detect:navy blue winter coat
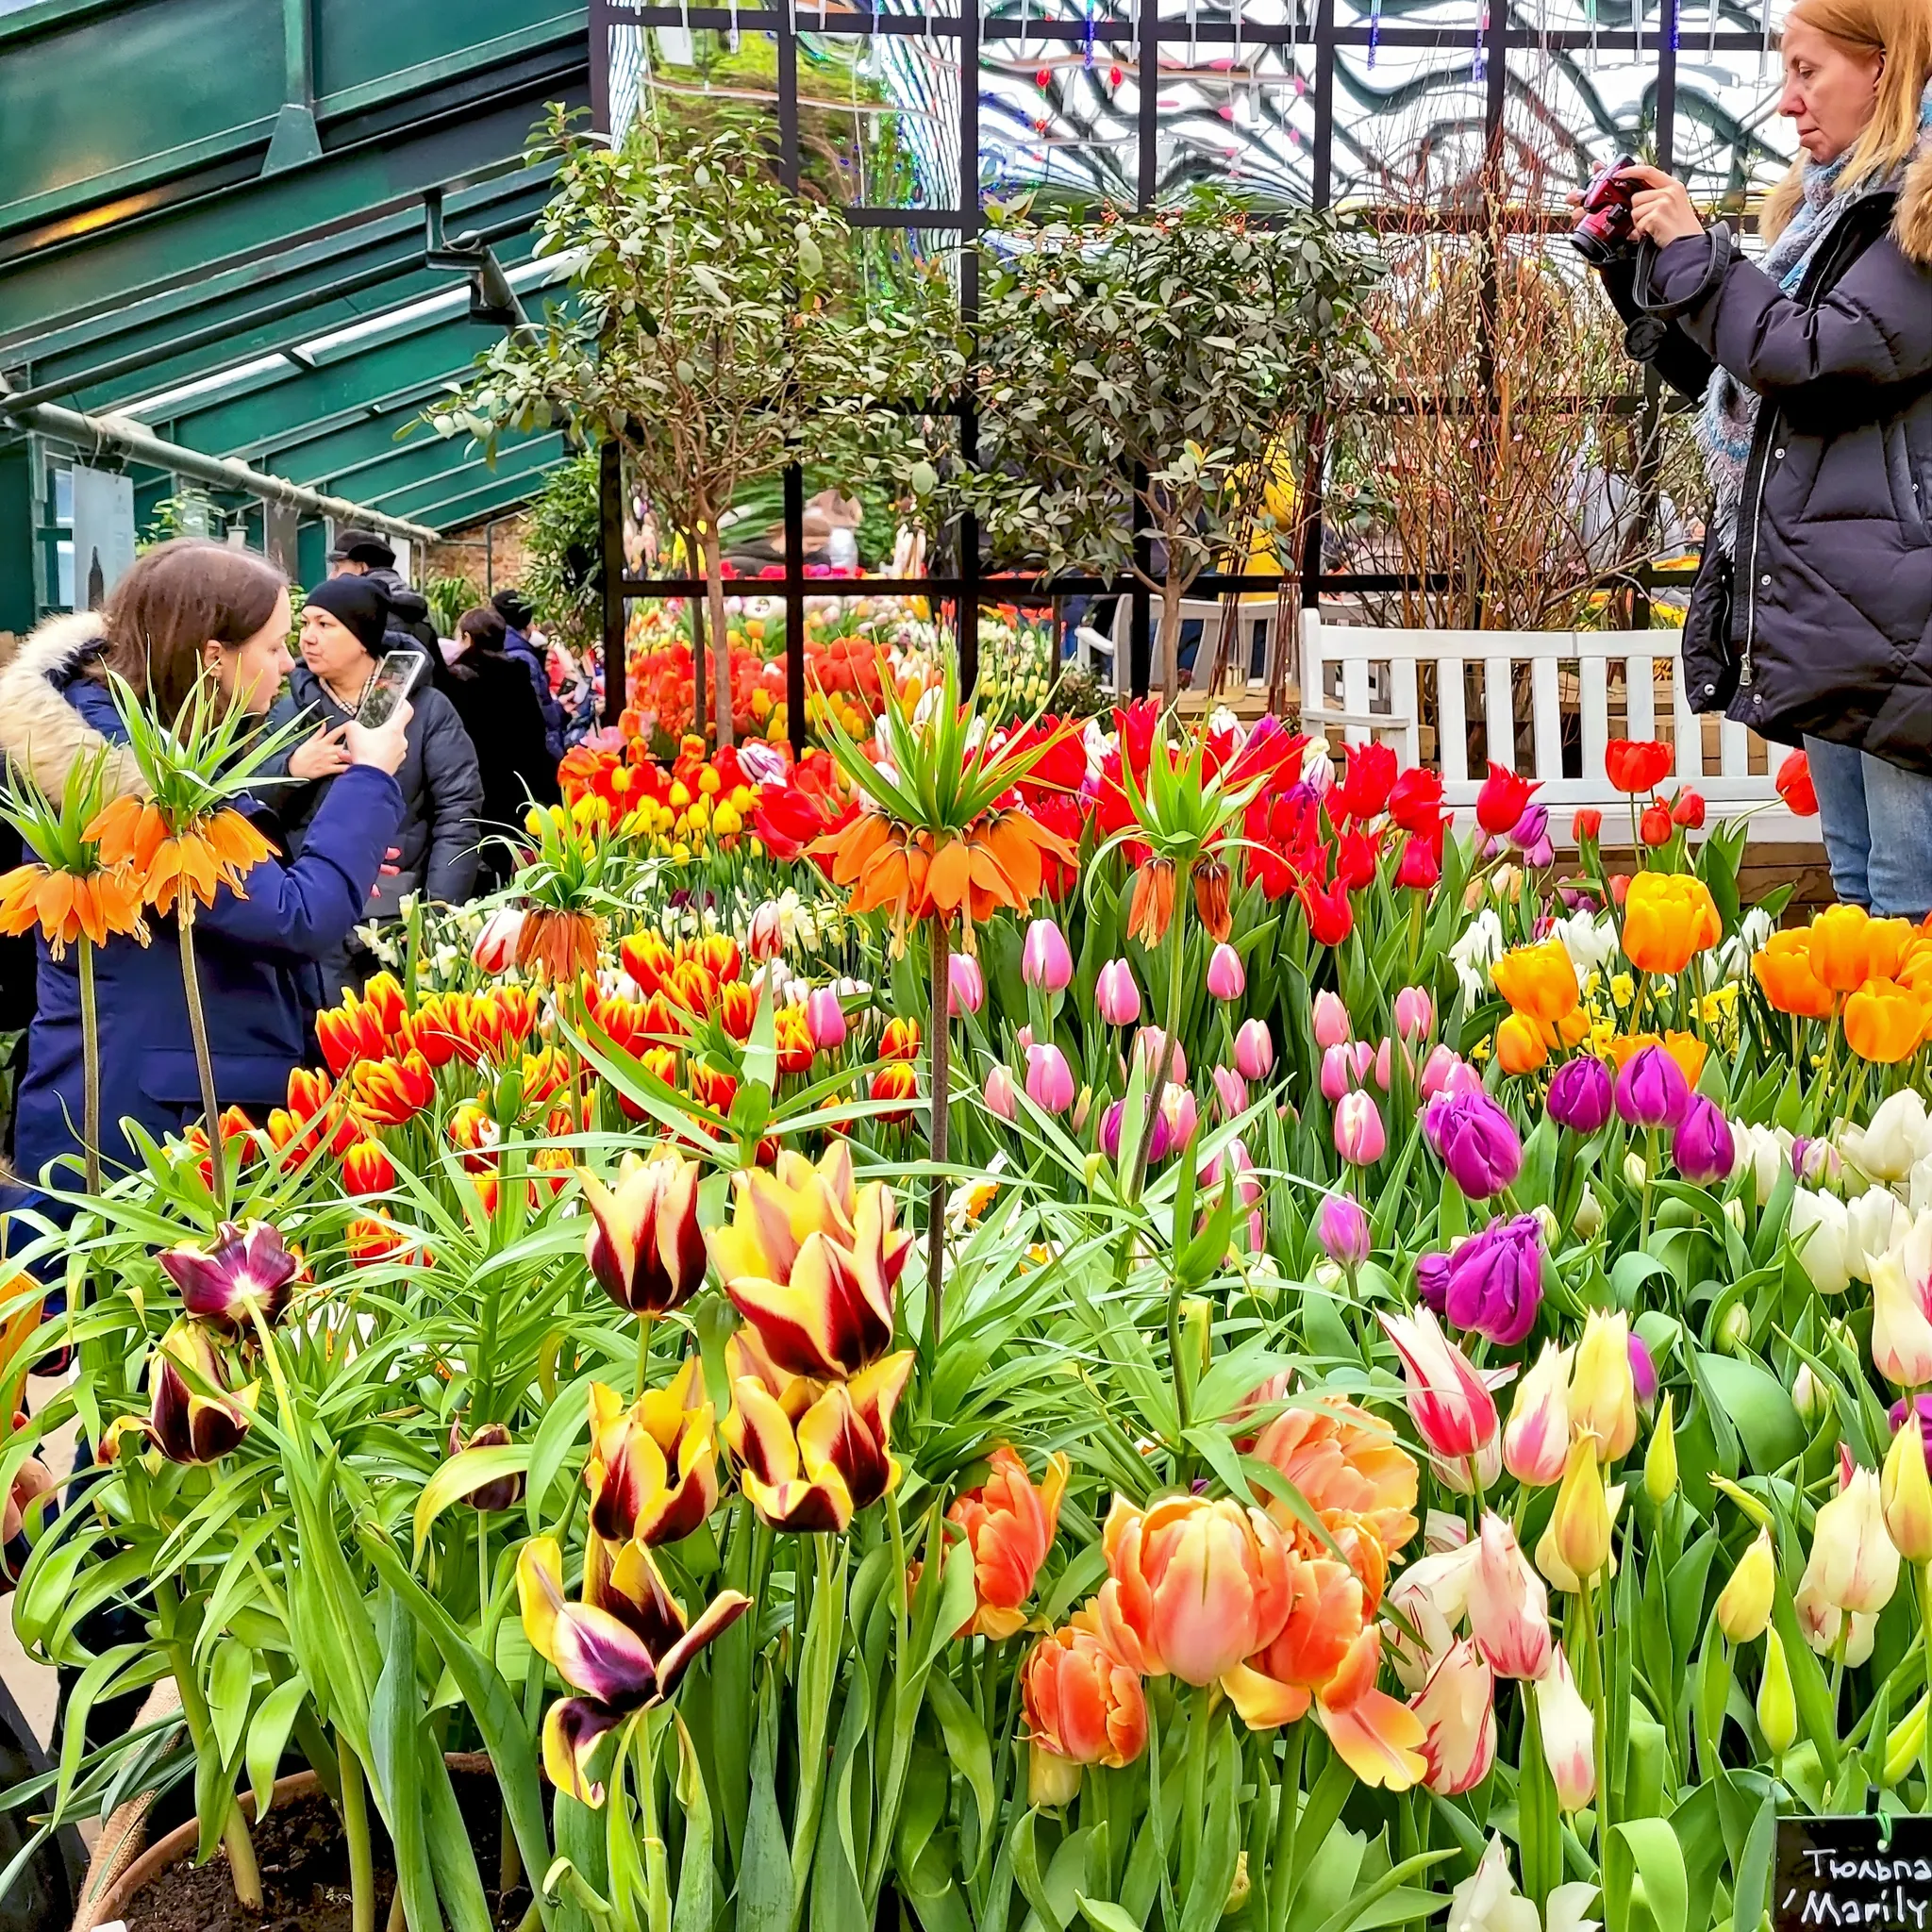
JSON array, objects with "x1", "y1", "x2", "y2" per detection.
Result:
[
  {"x1": 0, "y1": 616, "x2": 403, "y2": 1191},
  {"x1": 503, "y1": 625, "x2": 566, "y2": 763}
]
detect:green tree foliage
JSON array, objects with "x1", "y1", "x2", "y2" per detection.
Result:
[
  {"x1": 970, "y1": 190, "x2": 1382, "y2": 702},
  {"x1": 519, "y1": 453, "x2": 603, "y2": 653}
]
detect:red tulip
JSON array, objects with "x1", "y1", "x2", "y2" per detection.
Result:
[
  {"x1": 1334, "y1": 743, "x2": 1397, "y2": 822},
  {"x1": 1604, "y1": 739, "x2": 1673, "y2": 795},
  {"x1": 1474, "y1": 764, "x2": 1536, "y2": 838},
  {"x1": 1388, "y1": 768, "x2": 1445, "y2": 836},
  {"x1": 1572, "y1": 808, "x2": 1603, "y2": 843},
  {"x1": 1639, "y1": 801, "x2": 1673, "y2": 847},
  {"x1": 1776, "y1": 748, "x2": 1819, "y2": 817},
  {"x1": 1301, "y1": 878, "x2": 1354, "y2": 948},
  {"x1": 1394, "y1": 834, "x2": 1441, "y2": 891},
  {"x1": 1671, "y1": 789, "x2": 1706, "y2": 829}
]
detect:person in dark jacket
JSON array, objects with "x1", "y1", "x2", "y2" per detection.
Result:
[
  {"x1": 1598, "y1": 0, "x2": 1932, "y2": 915},
  {"x1": 260, "y1": 575, "x2": 484, "y2": 1000},
  {"x1": 443, "y1": 605, "x2": 560, "y2": 888},
  {"x1": 492, "y1": 588, "x2": 567, "y2": 762},
  {"x1": 0, "y1": 541, "x2": 408, "y2": 1192}
]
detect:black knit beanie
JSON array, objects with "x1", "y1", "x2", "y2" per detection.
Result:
[{"x1": 306, "y1": 575, "x2": 391, "y2": 656}]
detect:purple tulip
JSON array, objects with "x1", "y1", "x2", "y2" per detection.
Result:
[
  {"x1": 146, "y1": 1321, "x2": 253, "y2": 1464},
  {"x1": 1233, "y1": 1018, "x2": 1274, "y2": 1082},
  {"x1": 1425, "y1": 1214, "x2": 1544, "y2": 1347},
  {"x1": 1614, "y1": 1044, "x2": 1690, "y2": 1131},
  {"x1": 1318, "y1": 1193, "x2": 1372, "y2": 1270},
  {"x1": 1792, "y1": 1136, "x2": 1842, "y2": 1186},
  {"x1": 1424, "y1": 1091, "x2": 1524, "y2": 1200},
  {"x1": 1100, "y1": 1099, "x2": 1124, "y2": 1159},
  {"x1": 1546, "y1": 1056, "x2": 1613, "y2": 1135},
  {"x1": 1890, "y1": 1395, "x2": 1932, "y2": 1457},
  {"x1": 1417, "y1": 1249, "x2": 1452, "y2": 1316},
  {"x1": 1022, "y1": 919, "x2": 1074, "y2": 994},
  {"x1": 1024, "y1": 1042, "x2": 1075, "y2": 1113},
  {"x1": 1509, "y1": 803, "x2": 1549, "y2": 851},
  {"x1": 1096, "y1": 958, "x2": 1141, "y2": 1027},
  {"x1": 1628, "y1": 1332, "x2": 1658, "y2": 1409},
  {"x1": 1207, "y1": 943, "x2": 1246, "y2": 1002},
  {"x1": 948, "y1": 954, "x2": 985, "y2": 1017},
  {"x1": 158, "y1": 1220, "x2": 299, "y2": 1331},
  {"x1": 1672, "y1": 1095, "x2": 1736, "y2": 1186}
]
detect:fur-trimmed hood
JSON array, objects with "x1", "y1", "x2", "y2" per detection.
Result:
[
  {"x1": 0, "y1": 610, "x2": 146, "y2": 806},
  {"x1": 1897, "y1": 138, "x2": 1932, "y2": 267}
]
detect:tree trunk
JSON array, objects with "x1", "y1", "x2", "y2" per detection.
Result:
[
  {"x1": 704, "y1": 522, "x2": 734, "y2": 750},
  {"x1": 687, "y1": 528, "x2": 708, "y2": 741},
  {"x1": 1158, "y1": 571, "x2": 1183, "y2": 708}
]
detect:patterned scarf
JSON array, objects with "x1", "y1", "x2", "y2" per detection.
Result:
[{"x1": 1695, "y1": 82, "x2": 1932, "y2": 554}]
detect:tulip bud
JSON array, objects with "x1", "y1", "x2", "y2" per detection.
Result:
[
  {"x1": 1573, "y1": 1184, "x2": 1605, "y2": 1241},
  {"x1": 1534, "y1": 1645, "x2": 1597, "y2": 1810},
  {"x1": 1098, "y1": 1098, "x2": 1124, "y2": 1159},
  {"x1": 747, "y1": 901, "x2": 784, "y2": 961},
  {"x1": 1312, "y1": 991, "x2": 1353, "y2": 1050},
  {"x1": 1395, "y1": 986, "x2": 1434, "y2": 1041},
  {"x1": 1317, "y1": 1192, "x2": 1372, "y2": 1271},
  {"x1": 1134, "y1": 1027, "x2": 1187, "y2": 1086},
  {"x1": 1024, "y1": 1043, "x2": 1075, "y2": 1115},
  {"x1": 1757, "y1": 1625, "x2": 1798, "y2": 1755},
  {"x1": 1207, "y1": 943, "x2": 1246, "y2": 1002},
  {"x1": 1022, "y1": 919, "x2": 1074, "y2": 994},
  {"x1": 806, "y1": 986, "x2": 848, "y2": 1052},
  {"x1": 1550, "y1": 1435, "x2": 1612, "y2": 1585},
  {"x1": 948, "y1": 953, "x2": 986, "y2": 1017},
  {"x1": 1546, "y1": 1057, "x2": 1613, "y2": 1135},
  {"x1": 1320, "y1": 1042, "x2": 1357, "y2": 1104},
  {"x1": 1644, "y1": 1392, "x2": 1678, "y2": 1507},
  {"x1": 1622, "y1": 1151, "x2": 1649, "y2": 1190},
  {"x1": 1335, "y1": 1091, "x2": 1387, "y2": 1167},
  {"x1": 1614, "y1": 1043, "x2": 1690, "y2": 1131},
  {"x1": 984, "y1": 1064, "x2": 1018, "y2": 1121},
  {"x1": 1233, "y1": 1018, "x2": 1274, "y2": 1082},
  {"x1": 1627, "y1": 1332, "x2": 1658, "y2": 1408},
  {"x1": 1717, "y1": 1528, "x2": 1777, "y2": 1643},
  {"x1": 1793, "y1": 1362, "x2": 1827, "y2": 1425},
  {"x1": 1095, "y1": 958, "x2": 1141, "y2": 1027},
  {"x1": 1883, "y1": 1414, "x2": 1932, "y2": 1564},
  {"x1": 1570, "y1": 1308, "x2": 1638, "y2": 1462},
  {"x1": 1673, "y1": 1096, "x2": 1737, "y2": 1188},
  {"x1": 1212, "y1": 1064, "x2": 1249, "y2": 1122}
]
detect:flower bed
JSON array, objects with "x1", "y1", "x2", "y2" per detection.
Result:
[{"x1": 3, "y1": 675, "x2": 1929, "y2": 1932}]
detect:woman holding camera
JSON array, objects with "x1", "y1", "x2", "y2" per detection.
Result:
[{"x1": 1601, "y1": 0, "x2": 1932, "y2": 916}]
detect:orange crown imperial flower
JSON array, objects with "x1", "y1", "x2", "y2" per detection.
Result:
[
  {"x1": 86, "y1": 795, "x2": 274, "y2": 916},
  {"x1": 0, "y1": 860, "x2": 149, "y2": 957}
]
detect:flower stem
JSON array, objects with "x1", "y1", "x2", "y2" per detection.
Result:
[
  {"x1": 925, "y1": 915, "x2": 951, "y2": 1357},
  {"x1": 339, "y1": 1728, "x2": 376, "y2": 1932},
  {"x1": 76, "y1": 937, "x2": 101, "y2": 1197},
  {"x1": 177, "y1": 896, "x2": 226, "y2": 1209},
  {"x1": 1128, "y1": 873, "x2": 1191, "y2": 1208},
  {"x1": 1580, "y1": 1574, "x2": 1611, "y2": 1846},
  {"x1": 636, "y1": 1310, "x2": 654, "y2": 1401},
  {"x1": 1920, "y1": 1562, "x2": 1932, "y2": 1812}
]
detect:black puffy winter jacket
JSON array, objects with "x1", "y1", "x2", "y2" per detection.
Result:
[{"x1": 1602, "y1": 137, "x2": 1932, "y2": 774}]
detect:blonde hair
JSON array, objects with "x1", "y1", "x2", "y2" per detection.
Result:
[{"x1": 1761, "y1": 0, "x2": 1932, "y2": 236}]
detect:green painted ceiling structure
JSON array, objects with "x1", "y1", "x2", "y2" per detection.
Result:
[{"x1": 0, "y1": 0, "x2": 590, "y2": 627}]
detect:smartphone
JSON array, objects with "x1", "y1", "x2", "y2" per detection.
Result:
[{"x1": 357, "y1": 649, "x2": 424, "y2": 729}]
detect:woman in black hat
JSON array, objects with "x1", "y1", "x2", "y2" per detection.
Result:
[{"x1": 262, "y1": 575, "x2": 484, "y2": 1000}]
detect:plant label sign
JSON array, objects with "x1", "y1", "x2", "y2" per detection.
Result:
[{"x1": 1778, "y1": 1818, "x2": 1932, "y2": 1928}]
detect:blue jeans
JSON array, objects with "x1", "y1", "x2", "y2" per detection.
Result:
[{"x1": 1804, "y1": 736, "x2": 1932, "y2": 920}]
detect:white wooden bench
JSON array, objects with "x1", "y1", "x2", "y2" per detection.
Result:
[{"x1": 1297, "y1": 611, "x2": 1806, "y2": 841}]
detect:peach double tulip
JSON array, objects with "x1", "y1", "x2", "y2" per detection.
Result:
[
  {"x1": 1243, "y1": 1394, "x2": 1420, "y2": 1560},
  {"x1": 949, "y1": 1448, "x2": 1070, "y2": 1641},
  {"x1": 1021, "y1": 1607, "x2": 1150, "y2": 1804}
]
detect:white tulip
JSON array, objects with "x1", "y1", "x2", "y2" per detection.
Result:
[
  {"x1": 1732, "y1": 1122, "x2": 1792, "y2": 1208},
  {"x1": 1790, "y1": 1187, "x2": 1853, "y2": 1295},
  {"x1": 1842, "y1": 1090, "x2": 1932, "y2": 1187},
  {"x1": 1847, "y1": 1187, "x2": 1911, "y2": 1285},
  {"x1": 1446, "y1": 1834, "x2": 1601, "y2": 1932}
]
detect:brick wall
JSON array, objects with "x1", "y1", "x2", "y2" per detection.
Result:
[{"x1": 425, "y1": 510, "x2": 533, "y2": 598}]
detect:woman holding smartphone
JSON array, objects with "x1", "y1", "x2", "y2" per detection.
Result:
[
  {"x1": 0, "y1": 541, "x2": 410, "y2": 1192},
  {"x1": 1597, "y1": 0, "x2": 1932, "y2": 915},
  {"x1": 262, "y1": 574, "x2": 484, "y2": 999}
]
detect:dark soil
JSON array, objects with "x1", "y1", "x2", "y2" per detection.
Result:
[{"x1": 124, "y1": 1766, "x2": 532, "y2": 1932}]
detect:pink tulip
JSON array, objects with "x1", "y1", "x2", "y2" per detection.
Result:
[
  {"x1": 1201, "y1": 1137, "x2": 1260, "y2": 1208},
  {"x1": 1312, "y1": 991, "x2": 1352, "y2": 1050},
  {"x1": 1160, "y1": 1084, "x2": 1199, "y2": 1155},
  {"x1": 1025, "y1": 1043, "x2": 1075, "y2": 1114},
  {"x1": 1379, "y1": 1306, "x2": 1499, "y2": 1464},
  {"x1": 1321, "y1": 1043, "x2": 1357, "y2": 1104},
  {"x1": 1207, "y1": 943, "x2": 1246, "y2": 1002},
  {"x1": 1409, "y1": 1639, "x2": 1496, "y2": 1795},
  {"x1": 1134, "y1": 1028, "x2": 1187, "y2": 1087},
  {"x1": 1464, "y1": 1512, "x2": 1552, "y2": 1682},
  {"x1": 747, "y1": 901, "x2": 784, "y2": 961},
  {"x1": 1373, "y1": 1037, "x2": 1415, "y2": 1091},
  {"x1": 1334, "y1": 1091, "x2": 1386, "y2": 1166},
  {"x1": 1502, "y1": 1342, "x2": 1572, "y2": 1489},
  {"x1": 1022, "y1": 919, "x2": 1074, "y2": 994},
  {"x1": 985, "y1": 1065, "x2": 1018, "y2": 1121},
  {"x1": 1317, "y1": 1192, "x2": 1372, "y2": 1271},
  {"x1": 1419, "y1": 1045, "x2": 1462, "y2": 1101},
  {"x1": 1212, "y1": 1066, "x2": 1248, "y2": 1121},
  {"x1": 1233, "y1": 1018, "x2": 1274, "y2": 1082},
  {"x1": 1395, "y1": 986, "x2": 1434, "y2": 1041},
  {"x1": 1095, "y1": 959, "x2": 1141, "y2": 1027},
  {"x1": 1534, "y1": 1646, "x2": 1596, "y2": 1809},
  {"x1": 806, "y1": 987, "x2": 847, "y2": 1052},
  {"x1": 948, "y1": 954, "x2": 986, "y2": 1018},
  {"x1": 471, "y1": 907, "x2": 525, "y2": 975}
]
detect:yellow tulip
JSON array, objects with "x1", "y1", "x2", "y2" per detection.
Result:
[
  {"x1": 1716, "y1": 1528, "x2": 1776, "y2": 1643},
  {"x1": 1550, "y1": 1434, "x2": 1613, "y2": 1585},
  {"x1": 1883, "y1": 1415, "x2": 1932, "y2": 1565},
  {"x1": 1568, "y1": 1309, "x2": 1638, "y2": 1462},
  {"x1": 1757, "y1": 1625, "x2": 1797, "y2": 1755}
]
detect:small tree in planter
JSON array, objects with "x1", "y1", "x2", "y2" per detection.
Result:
[
  {"x1": 454, "y1": 112, "x2": 960, "y2": 748},
  {"x1": 970, "y1": 189, "x2": 1380, "y2": 705}
]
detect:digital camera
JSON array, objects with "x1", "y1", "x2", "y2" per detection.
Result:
[{"x1": 1571, "y1": 155, "x2": 1641, "y2": 265}]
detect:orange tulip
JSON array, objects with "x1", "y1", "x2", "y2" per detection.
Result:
[
  {"x1": 1844, "y1": 976, "x2": 1928, "y2": 1065},
  {"x1": 1866, "y1": 919, "x2": 1918, "y2": 982},
  {"x1": 1243, "y1": 1393, "x2": 1419, "y2": 1565},
  {"x1": 316, "y1": 992, "x2": 391, "y2": 1078},
  {"x1": 1096, "y1": 1495, "x2": 1291, "y2": 1690},
  {"x1": 1022, "y1": 1607, "x2": 1149, "y2": 1801},
  {"x1": 1606, "y1": 1029, "x2": 1707, "y2": 1088},
  {"x1": 1621, "y1": 873, "x2": 1722, "y2": 976},
  {"x1": 948, "y1": 1448, "x2": 1071, "y2": 1641},
  {"x1": 1491, "y1": 941, "x2": 1580, "y2": 1026},
  {"x1": 351, "y1": 1051, "x2": 436, "y2": 1127},
  {"x1": 1496, "y1": 1012, "x2": 1550, "y2": 1076},
  {"x1": 1807, "y1": 905, "x2": 1872, "y2": 994},
  {"x1": 1754, "y1": 931, "x2": 1836, "y2": 1019}
]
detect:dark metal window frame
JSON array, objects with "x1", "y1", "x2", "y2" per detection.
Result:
[{"x1": 590, "y1": 0, "x2": 1772, "y2": 741}]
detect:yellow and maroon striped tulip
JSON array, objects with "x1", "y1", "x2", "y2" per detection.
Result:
[
  {"x1": 580, "y1": 1151, "x2": 706, "y2": 1317},
  {"x1": 146, "y1": 1321, "x2": 256, "y2": 1465},
  {"x1": 585, "y1": 1361, "x2": 719, "y2": 1547}
]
